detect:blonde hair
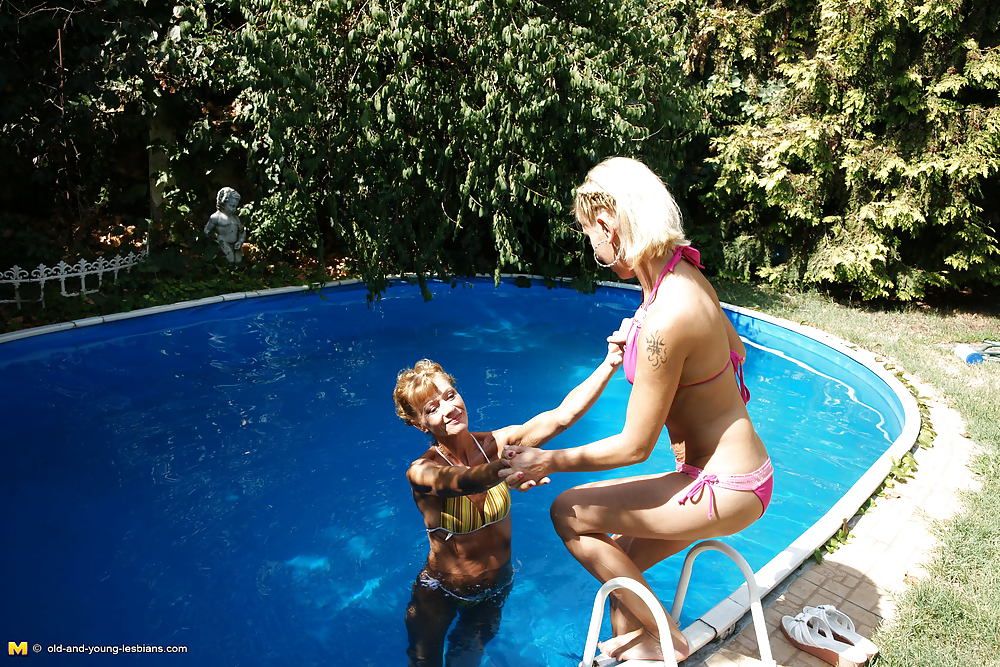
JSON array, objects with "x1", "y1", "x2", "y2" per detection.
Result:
[
  {"x1": 573, "y1": 157, "x2": 687, "y2": 267},
  {"x1": 393, "y1": 359, "x2": 456, "y2": 427}
]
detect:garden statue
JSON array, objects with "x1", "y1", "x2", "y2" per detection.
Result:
[{"x1": 204, "y1": 187, "x2": 246, "y2": 264}]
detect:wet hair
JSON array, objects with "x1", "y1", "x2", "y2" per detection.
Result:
[
  {"x1": 393, "y1": 359, "x2": 456, "y2": 427},
  {"x1": 573, "y1": 157, "x2": 688, "y2": 267}
]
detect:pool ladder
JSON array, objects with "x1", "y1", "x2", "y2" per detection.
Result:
[{"x1": 578, "y1": 540, "x2": 776, "y2": 667}]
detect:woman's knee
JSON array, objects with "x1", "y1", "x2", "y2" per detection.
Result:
[{"x1": 549, "y1": 491, "x2": 578, "y2": 538}]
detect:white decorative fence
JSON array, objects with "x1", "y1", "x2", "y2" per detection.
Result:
[{"x1": 1, "y1": 247, "x2": 149, "y2": 309}]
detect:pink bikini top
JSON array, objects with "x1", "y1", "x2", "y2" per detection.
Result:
[{"x1": 621, "y1": 245, "x2": 751, "y2": 404}]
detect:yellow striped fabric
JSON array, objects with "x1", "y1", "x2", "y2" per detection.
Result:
[{"x1": 439, "y1": 482, "x2": 511, "y2": 534}]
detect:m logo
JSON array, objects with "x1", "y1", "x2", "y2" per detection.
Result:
[{"x1": 8, "y1": 641, "x2": 28, "y2": 655}]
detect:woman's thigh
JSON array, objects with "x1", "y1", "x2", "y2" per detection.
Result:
[
  {"x1": 552, "y1": 472, "x2": 762, "y2": 541},
  {"x1": 448, "y1": 584, "x2": 511, "y2": 647},
  {"x1": 614, "y1": 535, "x2": 692, "y2": 571},
  {"x1": 405, "y1": 577, "x2": 458, "y2": 666}
]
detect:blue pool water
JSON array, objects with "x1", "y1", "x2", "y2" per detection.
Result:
[{"x1": 0, "y1": 278, "x2": 904, "y2": 666}]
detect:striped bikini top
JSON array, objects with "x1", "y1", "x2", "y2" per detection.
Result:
[{"x1": 427, "y1": 435, "x2": 512, "y2": 540}]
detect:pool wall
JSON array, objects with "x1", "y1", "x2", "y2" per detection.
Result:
[{"x1": 0, "y1": 276, "x2": 921, "y2": 660}]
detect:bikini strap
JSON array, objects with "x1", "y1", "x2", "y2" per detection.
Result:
[
  {"x1": 645, "y1": 245, "x2": 704, "y2": 307},
  {"x1": 471, "y1": 434, "x2": 491, "y2": 462},
  {"x1": 731, "y1": 350, "x2": 751, "y2": 404},
  {"x1": 434, "y1": 446, "x2": 454, "y2": 466},
  {"x1": 435, "y1": 434, "x2": 491, "y2": 466},
  {"x1": 665, "y1": 244, "x2": 704, "y2": 273}
]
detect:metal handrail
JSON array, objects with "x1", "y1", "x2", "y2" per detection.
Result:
[
  {"x1": 579, "y1": 576, "x2": 679, "y2": 667},
  {"x1": 673, "y1": 540, "x2": 774, "y2": 665},
  {"x1": 578, "y1": 539, "x2": 776, "y2": 666}
]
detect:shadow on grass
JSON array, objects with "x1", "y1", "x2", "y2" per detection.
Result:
[
  {"x1": 713, "y1": 278, "x2": 792, "y2": 313},
  {"x1": 716, "y1": 277, "x2": 1000, "y2": 321}
]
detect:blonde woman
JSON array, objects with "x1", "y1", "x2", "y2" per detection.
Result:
[
  {"x1": 393, "y1": 344, "x2": 623, "y2": 666},
  {"x1": 501, "y1": 157, "x2": 771, "y2": 663}
]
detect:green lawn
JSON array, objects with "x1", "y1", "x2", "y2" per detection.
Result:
[{"x1": 716, "y1": 282, "x2": 1000, "y2": 667}]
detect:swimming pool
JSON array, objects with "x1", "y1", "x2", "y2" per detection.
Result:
[{"x1": 0, "y1": 277, "x2": 916, "y2": 665}]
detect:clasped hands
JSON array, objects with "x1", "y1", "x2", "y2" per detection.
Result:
[{"x1": 497, "y1": 446, "x2": 551, "y2": 491}]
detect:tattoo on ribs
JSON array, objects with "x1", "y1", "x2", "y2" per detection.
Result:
[{"x1": 645, "y1": 332, "x2": 669, "y2": 369}]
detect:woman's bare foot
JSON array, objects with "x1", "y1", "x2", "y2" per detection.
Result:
[
  {"x1": 597, "y1": 628, "x2": 645, "y2": 658},
  {"x1": 614, "y1": 631, "x2": 663, "y2": 662},
  {"x1": 606, "y1": 629, "x2": 688, "y2": 663}
]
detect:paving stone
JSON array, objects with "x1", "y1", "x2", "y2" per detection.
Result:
[
  {"x1": 819, "y1": 579, "x2": 851, "y2": 600},
  {"x1": 796, "y1": 652, "x2": 832, "y2": 667},
  {"x1": 772, "y1": 598, "x2": 801, "y2": 616},
  {"x1": 878, "y1": 595, "x2": 899, "y2": 621},
  {"x1": 825, "y1": 545, "x2": 870, "y2": 572},
  {"x1": 838, "y1": 598, "x2": 882, "y2": 630},
  {"x1": 782, "y1": 590, "x2": 805, "y2": 607},
  {"x1": 847, "y1": 583, "x2": 884, "y2": 612},
  {"x1": 799, "y1": 567, "x2": 827, "y2": 587},
  {"x1": 725, "y1": 651, "x2": 744, "y2": 665},
  {"x1": 867, "y1": 560, "x2": 908, "y2": 593},
  {"x1": 787, "y1": 579, "x2": 820, "y2": 601},
  {"x1": 701, "y1": 649, "x2": 741, "y2": 666},
  {"x1": 770, "y1": 638, "x2": 797, "y2": 664},
  {"x1": 920, "y1": 492, "x2": 963, "y2": 521}
]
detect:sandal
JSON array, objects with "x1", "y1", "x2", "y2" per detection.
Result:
[
  {"x1": 804, "y1": 605, "x2": 879, "y2": 659},
  {"x1": 780, "y1": 612, "x2": 869, "y2": 667}
]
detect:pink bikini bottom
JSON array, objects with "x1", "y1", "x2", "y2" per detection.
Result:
[{"x1": 676, "y1": 458, "x2": 774, "y2": 520}]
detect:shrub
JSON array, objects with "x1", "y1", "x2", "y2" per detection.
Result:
[
  {"x1": 156, "y1": 0, "x2": 702, "y2": 293},
  {"x1": 700, "y1": 0, "x2": 1000, "y2": 299}
]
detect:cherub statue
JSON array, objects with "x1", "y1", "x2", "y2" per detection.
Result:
[{"x1": 204, "y1": 187, "x2": 246, "y2": 264}]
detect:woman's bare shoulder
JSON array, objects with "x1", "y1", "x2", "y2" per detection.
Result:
[
  {"x1": 474, "y1": 431, "x2": 504, "y2": 459},
  {"x1": 645, "y1": 289, "x2": 706, "y2": 343},
  {"x1": 408, "y1": 447, "x2": 439, "y2": 472}
]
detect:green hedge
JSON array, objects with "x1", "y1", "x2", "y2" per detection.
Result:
[
  {"x1": 699, "y1": 0, "x2": 999, "y2": 299},
  {"x1": 1, "y1": 0, "x2": 996, "y2": 300},
  {"x1": 152, "y1": 0, "x2": 702, "y2": 294}
]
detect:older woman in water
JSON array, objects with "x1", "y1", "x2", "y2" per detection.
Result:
[
  {"x1": 501, "y1": 157, "x2": 772, "y2": 663},
  {"x1": 393, "y1": 342, "x2": 624, "y2": 666}
]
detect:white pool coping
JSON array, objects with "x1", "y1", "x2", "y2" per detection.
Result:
[
  {"x1": 0, "y1": 283, "x2": 357, "y2": 344},
  {"x1": 0, "y1": 275, "x2": 921, "y2": 658}
]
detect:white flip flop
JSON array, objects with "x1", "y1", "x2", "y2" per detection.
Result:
[
  {"x1": 803, "y1": 604, "x2": 879, "y2": 659},
  {"x1": 781, "y1": 611, "x2": 869, "y2": 666}
]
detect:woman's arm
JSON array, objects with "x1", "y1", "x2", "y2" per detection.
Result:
[
  {"x1": 494, "y1": 322, "x2": 627, "y2": 450},
  {"x1": 502, "y1": 312, "x2": 693, "y2": 479},
  {"x1": 407, "y1": 457, "x2": 508, "y2": 497}
]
